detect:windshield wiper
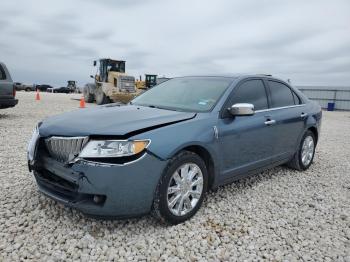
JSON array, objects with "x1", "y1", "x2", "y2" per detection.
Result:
[
  {"x1": 133, "y1": 103, "x2": 179, "y2": 111},
  {"x1": 147, "y1": 105, "x2": 179, "y2": 111},
  {"x1": 147, "y1": 105, "x2": 164, "y2": 109}
]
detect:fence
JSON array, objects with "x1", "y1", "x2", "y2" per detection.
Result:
[{"x1": 298, "y1": 88, "x2": 350, "y2": 111}]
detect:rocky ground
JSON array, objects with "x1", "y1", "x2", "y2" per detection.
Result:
[{"x1": 0, "y1": 92, "x2": 349, "y2": 261}]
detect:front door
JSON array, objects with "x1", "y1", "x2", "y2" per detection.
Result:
[{"x1": 217, "y1": 78, "x2": 275, "y2": 182}]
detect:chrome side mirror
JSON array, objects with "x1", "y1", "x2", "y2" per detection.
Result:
[{"x1": 228, "y1": 103, "x2": 255, "y2": 116}]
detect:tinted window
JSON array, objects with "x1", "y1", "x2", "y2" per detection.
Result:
[
  {"x1": 230, "y1": 80, "x2": 268, "y2": 110},
  {"x1": 292, "y1": 91, "x2": 301, "y2": 104},
  {"x1": 268, "y1": 81, "x2": 295, "y2": 107},
  {"x1": 0, "y1": 65, "x2": 5, "y2": 80}
]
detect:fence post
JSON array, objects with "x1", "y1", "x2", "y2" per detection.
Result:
[{"x1": 333, "y1": 90, "x2": 338, "y2": 110}]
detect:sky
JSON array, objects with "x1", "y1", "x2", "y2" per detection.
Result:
[{"x1": 1, "y1": 0, "x2": 349, "y2": 87}]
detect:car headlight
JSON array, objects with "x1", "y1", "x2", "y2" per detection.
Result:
[
  {"x1": 27, "y1": 125, "x2": 40, "y2": 161},
  {"x1": 79, "y1": 140, "x2": 150, "y2": 158}
]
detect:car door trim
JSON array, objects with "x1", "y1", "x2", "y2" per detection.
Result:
[{"x1": 255, "y1": 104, "x2": 305, "y2": 113}]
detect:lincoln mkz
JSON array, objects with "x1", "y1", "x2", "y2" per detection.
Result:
[{"x1": 28, "y1": 75, "x2": 322, "y2": 224}]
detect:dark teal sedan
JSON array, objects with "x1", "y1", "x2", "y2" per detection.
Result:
[{"x1": 28, "y1": 75, "x2": 322, "y2": 224}]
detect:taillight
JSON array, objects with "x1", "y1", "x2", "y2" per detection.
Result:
[{"x1": 13, "y1": 84, "x2": 16, "y2": 97}]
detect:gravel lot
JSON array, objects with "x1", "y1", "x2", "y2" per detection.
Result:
[{"x1": 0, "y1": 92, "x2": 349, "y2": 261}]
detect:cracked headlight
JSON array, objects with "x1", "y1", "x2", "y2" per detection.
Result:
[
  {"x1": 27, "y1": 125, "x2": 40, "y2": 161},
  {"x1": 79, "y1": 140, "x2": 150, "y2": 158}
]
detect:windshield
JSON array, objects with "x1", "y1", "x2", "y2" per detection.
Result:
[
  {"x1": 131, "y1": 77, "x2": 233, "y2": 112},
  {"x1": 108, "y1": 61, "x2": 125, "y2": 73}
]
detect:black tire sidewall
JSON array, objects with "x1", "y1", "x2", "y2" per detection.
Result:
[
  {"x1": 298, "y1": 131, "x2": 316, "y2": 170},
  {"x1": 156, "y1": 152, "x2": 208, "y2": 224},
  {"x1": 95, "y1": 88, "x2": 108, "y2": 105},
  {"x1": 83, "y1": 88, "x2": 92, "y2": 102}
]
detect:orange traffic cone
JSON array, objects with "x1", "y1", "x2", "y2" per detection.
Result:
[
  {"x1": 36, "y1": 90, "x2": 41, "y2": 101},
  {"x1": 79, "y1": 96, "x2": 86, "y2": 108}
]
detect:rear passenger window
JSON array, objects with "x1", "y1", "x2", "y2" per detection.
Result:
[
  {"x1": 292, "y1": 91, "x2": 301, "y2": 104},
  {"x1": 268, "y1": 81, "x2": 295, "y2": 107},
  {"x1": 231, "y1": 80, "x2": 268, "y2": 110}
]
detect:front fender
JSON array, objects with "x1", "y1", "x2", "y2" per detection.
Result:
[{"x1": 130, "y1": 114, "x2": 220, "y2": 163}]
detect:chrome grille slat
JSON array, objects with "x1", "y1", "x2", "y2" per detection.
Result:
[{"x1": 45, "y1": 136, "x2": 88, "y2": 163}]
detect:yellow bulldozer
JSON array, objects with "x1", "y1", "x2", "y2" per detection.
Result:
[
  {"x1": 83, "y1": 58, "x2": 140, "y2": 105},
  {"x1": 135, "y1": 74, "x2": 158, "y2": 90}
]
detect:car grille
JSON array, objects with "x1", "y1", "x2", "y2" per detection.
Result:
[{"x1": 45, "y1": 136, "x2": 88, "y2": 163}]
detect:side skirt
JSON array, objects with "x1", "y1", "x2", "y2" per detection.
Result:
[{"x1": 214, "y1": 157, "x2": 291, "y2": 188}]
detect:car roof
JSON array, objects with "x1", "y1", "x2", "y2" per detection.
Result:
[{"x1": 173, "y1": 74, "x2": 289, "y2": 83}]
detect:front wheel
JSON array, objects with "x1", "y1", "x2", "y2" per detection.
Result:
[
  {"x1": 287, "y1": 130, "x2": 316, "y2": 171},
  {"x1": 152, "y1": 151, "x2": 208, "y2": 225}
]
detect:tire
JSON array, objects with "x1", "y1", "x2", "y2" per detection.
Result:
[
  {"x1": 287, "y1": 130, "x2": 316, "y2": 171},
  {"x1": 83, "y1": 85, "x2": 94, "y2": 103},
  {"x1": 95, "y1": 87, "x2": 110, "y2": 105},
  {"x1": 25, "y1": 88, "x2": 31, "y2": 92},
  {"x1": 152, "y1": 151, "x2": 208, "y2": 225}
]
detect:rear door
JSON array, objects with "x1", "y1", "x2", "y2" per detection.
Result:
[
  {"x1": 0, "y1": 63, "x2": 14, "y2": 98},
  {"x1": 264, "y1": 80, "x2": 306, "y2": 161}
]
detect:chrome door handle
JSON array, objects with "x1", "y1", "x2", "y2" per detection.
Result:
[
  {"x1": 264, "y1": 119, "x2": 276, "y2": 126},
  {"x1": 300, "y1": 112, "x2": 308, "y2": 118}
]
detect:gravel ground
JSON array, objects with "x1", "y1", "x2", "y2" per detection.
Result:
[{"x1": 0, "y1": 92, "x2": 349, "y2": 261}]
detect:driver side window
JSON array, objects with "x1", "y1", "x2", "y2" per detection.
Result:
[{"x1": 230, "y1": 79, "x2": 268, "y2": 111}]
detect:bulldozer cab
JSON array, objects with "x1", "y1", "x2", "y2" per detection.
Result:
[
  {"x1": 67, "y1": 80, "x2": 76, "y2": 91},
  {"x1": 145, "y1": 74, "x2": 157, "y2": 88},
  {"x1": 67, "y1": 80, "x2": 76, "y2": 87},
  {"x1": 94, "y1": 59, "x2": 126, "y2": 82}
]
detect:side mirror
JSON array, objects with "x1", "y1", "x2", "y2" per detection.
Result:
[
  {"x1": 90, "y1": 75, "x2": 94, "y2": 79},
  {"x1": 93, "y1": 61, "x2": 97, "y2": 66},
  {"x1": 228, "y1": 103, "x2": 255, "y2": 116}
]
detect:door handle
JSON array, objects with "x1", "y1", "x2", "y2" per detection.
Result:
[
  {"x1": 264, "y1": 119, "x2": 276, "y2": 126},
  {"x1": 300, "y1": 112, "x2": 308, "y2": 118}
]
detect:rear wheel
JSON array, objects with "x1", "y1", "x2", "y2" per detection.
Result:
[
  {"x1": 25, "y1": 87, "x2": 31, "y2": 92},
  {"x1": 95, "y1": 87, "x2": 110, "y2": 105},
  {"x1": 152, "y1": 151, "x2": 208, "y2": 225},
  {"x1": 287, "y1": 130, "x2": 316, "y2": 171},
  {"x1": 83, "y1": 85, "x2": 95, "y2": 103}
]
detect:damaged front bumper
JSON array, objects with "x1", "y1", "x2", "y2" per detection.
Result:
[{"x1": 30, "y1": 153, "x2": 168, "y2": 218}]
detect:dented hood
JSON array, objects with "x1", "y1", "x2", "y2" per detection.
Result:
[{"x1": 39, "y1": 104, "x2": 196, "y2": 137}]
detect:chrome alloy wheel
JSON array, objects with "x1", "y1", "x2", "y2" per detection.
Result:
[
  {"x1": 167, "y1": 163, "x2": 204, "y2": 216},
  {"x1": 301, "y1": 135, "x2": 315, "y2": 166}
]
